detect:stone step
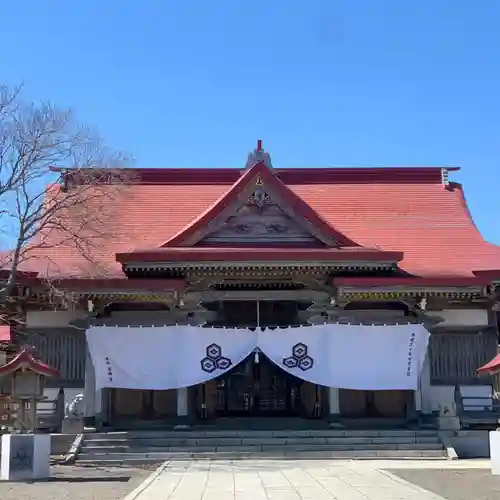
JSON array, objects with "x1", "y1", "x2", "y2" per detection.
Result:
[
  {"x1": 77, "y1": 429, "x2": 447, "y2": 465},
  {"x1": 76, "y1": 448, "x2": 447, "y2": 463},
  {"x1": 83, "y1": 435, "x2": 441, "y2": 449},
  {"x1": 80, "y1": 442, "x2": 445, "y2": 454},
  {"x1": 85, "y1": 434, "x2": 439, "y2": 446},
  {"x1": 89, "y1": 429, "x2": 440, "y2": 440}
]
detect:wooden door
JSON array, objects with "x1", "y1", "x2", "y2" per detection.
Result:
[
  {"x1": 112, "y1": 389, "x2": 143, "y2": 418},
  {"x1": 373, "y1": 390, "x2": 408, "y2": 417},
  {"x1": 213, "y1": 355, "x2": 303, "y2": 416},
  {"x1": 340, "y1": 389, "x2": 409, "y2": 417},
  {"x1": 339, "y1": 389, "x2": 367, "y2": 417}
]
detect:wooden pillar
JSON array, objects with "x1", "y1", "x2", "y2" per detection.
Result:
[
  {"x1": 416, "y1": 352, "x2": 433, "y2": 414},
  {"x1": 94, "y1": 388, "x2": 110, "y2": 427},
  {"x1": 175, "y1": 387, "x2": 190, "y2": 427},
  {"x1": 328, "y1": 387, "x2": 340, "y2": 422}
]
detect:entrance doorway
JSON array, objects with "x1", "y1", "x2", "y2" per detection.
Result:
[
  {"x1": 214, "y1": 353, "x2": 304, "y2": 416},
  {"x1": 199, "y1": 299, "x2": 325, "y2": 418}
]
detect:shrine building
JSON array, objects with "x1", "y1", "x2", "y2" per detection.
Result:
[{"x1": 4, "y1": 142, "x2": 500, "y2": 429}]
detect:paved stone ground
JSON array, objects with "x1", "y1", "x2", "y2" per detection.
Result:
[
  {"x1": 0, "y1": 464, "x2": 154, "y2": 500},
  {"x1": 387, "y1": 468, "x2": 500, "y2": 500},
  {"x1": 129, "y1": 459, "x2": 495, "y2": 500}
]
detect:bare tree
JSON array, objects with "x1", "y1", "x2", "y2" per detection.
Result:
[{"x1": 0, "y1": 84, "x2": 131, "y2": 307}]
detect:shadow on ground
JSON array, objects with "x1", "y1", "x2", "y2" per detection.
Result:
[
  {"x1": 21, "y1": 475, "x2": 133, "y2": 484},
  {"x1": 386, "y1": 469, "x2": 500, "y2": 500},
  {"x1": 47, "y1": 476, "x2": 132, "y2": 483}
]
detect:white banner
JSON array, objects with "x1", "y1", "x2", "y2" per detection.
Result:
[
  {"x1": 86, "y1": 323, "x2": 429, "y2": 391},
  {"x1": 86, "y1": 326, "x2": 258, "y2": 390},
  {"x1": 259, "y1": 323, "x2": 429, "y2": 390}
]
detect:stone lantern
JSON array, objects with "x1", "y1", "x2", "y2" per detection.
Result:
[{"x1": 0, "y1": 346, "x2": 59, "y2": 481}]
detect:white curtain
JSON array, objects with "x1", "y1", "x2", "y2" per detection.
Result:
[
  {"x1": 86, "y1": 323, "x2": 430, "y2": 391},
  {"x1": 86, "y1": 325, "x2": 257, "y2": 390},
  {"x1": 258, "y1": 324, "x2": 429, "y2": 390}
]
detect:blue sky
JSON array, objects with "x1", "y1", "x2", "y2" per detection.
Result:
[{"x1": 1, "y1": 1, "x2": 499, "y2": 243}]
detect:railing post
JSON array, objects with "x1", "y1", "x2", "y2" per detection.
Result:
[
  {"x1": 453, "y1": 384, "x2": 463, "y2": 416},
  {"x1": 55, "y1": 387, "x2": 65, "y2": 430}
]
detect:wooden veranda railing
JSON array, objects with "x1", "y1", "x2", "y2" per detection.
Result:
[{"x1": 454, "y1": 384, "x2": 500, "y2": 429}]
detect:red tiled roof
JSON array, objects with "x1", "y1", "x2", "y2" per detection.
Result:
[
  {"x1": 0, "y1": 347, "x2": 59, "y2": 377},
  {"x1": 477, "y1": 353, "x2": 500, "y2": 375},
  {"x1": 473, "y1": 269, "x2": 500, "y2": 281},
  {"x1": 21, "y1": 165, "x2": 500, "y2": 279},
  {"x1": 117, "y1": 247, "x2": 403, "y2": 264},
  {"x1": 38, "y1": 278, "x2": 186, "y2": 291}
]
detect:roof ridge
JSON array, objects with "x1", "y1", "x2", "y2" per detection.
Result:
[{"x1": 56, "y1": 166, "x2": 459, "y2": 186}]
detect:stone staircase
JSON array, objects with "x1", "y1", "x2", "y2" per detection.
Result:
[{"x1": 76, "y1": 429, "x2": 449, "y2": 465}]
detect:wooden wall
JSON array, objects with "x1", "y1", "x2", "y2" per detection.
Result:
[
  {"x1": 429, "y1": 330, "x2": 497, "y2": 385},
  {"x1": 25, "y1": 328, "x2": 86, "y2": 387}
]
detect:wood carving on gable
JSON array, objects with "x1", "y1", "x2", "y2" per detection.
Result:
[{"x1": 200, "y1": 184, "x2": 323, "y2": 245}]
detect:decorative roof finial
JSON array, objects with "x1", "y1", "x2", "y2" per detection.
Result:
[{"x1": 245, "y1": 140, "x2": 272, "y2": 170}]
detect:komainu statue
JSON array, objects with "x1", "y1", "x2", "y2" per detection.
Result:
[{"x1": 64, "y1": 393, "x2": 85, "y2": 419}]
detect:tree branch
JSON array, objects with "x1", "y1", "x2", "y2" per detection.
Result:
[{"x1": 0, "y1": 83, "x2": 132, "y2": 307}]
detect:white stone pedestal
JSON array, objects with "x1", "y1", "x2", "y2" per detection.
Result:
[
  {"x1": 490, "y1": 431, "x2": 500, "y2": 475},
  {"x1": 437, "y1": 416, "x2": 460, "y2": 430},
  {"x1": 1, "y1": 434, "x2": 51, "y2": 481}
]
